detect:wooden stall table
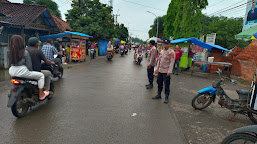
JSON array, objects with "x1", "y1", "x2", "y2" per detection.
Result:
[{"x1": 191, "y1": 61, "x2": 232, "y2": 79}]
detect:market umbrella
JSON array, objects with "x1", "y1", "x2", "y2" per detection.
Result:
[
  {"x1": 113, "y1": 38, "x2": 121, "y2": 42},
  {"x1": 236, "y1": 25, "x2": 257, "y2": 39},
  {"x1": 121, "y1": 40, "x2": 126, "y2": 44},
  {"x1": 251, "y1": 32, "x2": 257, "y2": 39},
  {"x1": 147, "y1": 37, "x2": 162, "y2": 43}
]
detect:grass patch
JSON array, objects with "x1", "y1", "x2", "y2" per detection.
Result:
[{"x1": 67, "y1": 66, "x2": 73, "y2": 69}]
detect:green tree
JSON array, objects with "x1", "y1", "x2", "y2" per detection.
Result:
[
  {"x1": 23, "y1": 0, "x2": 61, "y2": 18},
  {"x1": 131, "y1": 37, "x2": 146, "y2": 44},
  {"x1": 115, "y1": 24, "x2": 129, "y2": 41},
  {"x1": 164, "y1": 0, "x2": 208, "y2": 38},
  {"x1": 66, "y1": 0, "x2": 115, "y2": 39},
  {"x1": 148, "y1": 16, "x2": 165, "y2": 38},
  {"x1": 201, "y1": 15, "x2": 251, "y2": 49}
]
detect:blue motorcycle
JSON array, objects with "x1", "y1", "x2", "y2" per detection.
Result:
[{"x1": 192, "y1": 69, "x2": 257, "y2": 124}]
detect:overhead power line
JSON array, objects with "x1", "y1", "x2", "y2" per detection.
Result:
[
  {"x1": 208, "y1": 0, "x2": 247, "y2": 16},
  {"x1": 209, "y1": 0, "x2": 251, "y2": 16},
  {"x1": 207, "y1": 0, "x2": 225, "y2": 8},
  {"x1": 120, "y1": 0, "x2": 166, "y2": 12}
]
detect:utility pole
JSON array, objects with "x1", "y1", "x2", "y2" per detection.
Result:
[{"x1": 113, "y1": 9, "x2": 120, "y2": 25}]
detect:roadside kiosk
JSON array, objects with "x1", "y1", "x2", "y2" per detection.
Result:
[{"x1": 40, "y1": 32, "x2": 91, "y2": 62}]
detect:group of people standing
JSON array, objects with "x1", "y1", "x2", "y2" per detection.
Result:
[{"x1": 145, "y1": 40, "x2": 182, "y2": 104}]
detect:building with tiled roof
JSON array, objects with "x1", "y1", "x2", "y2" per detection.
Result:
[
  {"x1": 51, "y1": 13, "x2": 72, "y2": 32},
  {"x1": 0, "y1": 1, "x2": 71, "y2": 45}
]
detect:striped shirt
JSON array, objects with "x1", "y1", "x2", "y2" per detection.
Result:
[{"x1": 42, "y1": 43, "x2": 58, "y2": 62}]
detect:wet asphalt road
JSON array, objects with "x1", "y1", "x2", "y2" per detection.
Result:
[{"x1": 0, "y1": 51, "x2": 186, "y2": 144}]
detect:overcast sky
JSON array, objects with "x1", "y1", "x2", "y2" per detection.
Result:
[{"x1": 9, "y1": 0, "x2": 249, "y2": 40}]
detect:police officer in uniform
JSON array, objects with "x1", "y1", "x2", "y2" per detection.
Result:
[
  {"x1": 146, "y1": 40, "x2": 157, "y2": 89},
  {"x1": 153, "y1": 39, "x2": 175, "y2": 103}
]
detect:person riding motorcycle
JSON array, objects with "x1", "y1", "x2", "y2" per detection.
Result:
[
  {"x1": 42, "y1": 39, "x2": 62, "y2": 74},
  {"x1": 26, "y1": 37, "x2": 55, "y2": 95},
  {"x1": 106, "y1": 40, "x2": 114, "y2": 57},
  {"x1": 8, "y1": 35, "x2": 49, "y2": 100},
  {"x1": 119, "y1": 44, "x2": 125, "y2": 54}
]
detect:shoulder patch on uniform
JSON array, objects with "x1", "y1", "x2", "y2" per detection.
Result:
[{"x1": 171, "y1": 53, "x2": 175, "y2": 58}]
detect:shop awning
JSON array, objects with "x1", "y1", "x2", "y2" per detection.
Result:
[
  {"x1": 170, "y1": 37, "x2": 231, "y2": 52},
  {"x1": 236, "y1": 25, "x2": 257, "y2": 39},
  {"x1": 40, "y1": 32, "x2": 92, "y2": 40}
]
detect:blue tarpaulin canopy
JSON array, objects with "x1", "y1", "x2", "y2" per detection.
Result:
[
  {"x1": 170, "y1": 37, "x2": 231, "y2": 52},
  {"x1": 39, "y1": 32, "x2": 92, "y2": 40}
]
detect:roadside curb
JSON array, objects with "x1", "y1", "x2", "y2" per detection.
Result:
[{"x1": 168, "y1": 102, "x2": 189, "y2": 144}]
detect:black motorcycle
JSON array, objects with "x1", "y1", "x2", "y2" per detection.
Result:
[
  {"x1": 106, "y1": 51, "x2": 113, "y2": 61},
  {"x1": 221, "y1": 125, "x2": 257, "y2": 144},
  {"x1": 120, "y1": 49, "x2": 125, "y2": 56},
  {"x1": 90, "y1": 48, "x2": 96, "y2": 59},
  {"x1": 42, "y1": 63, "x2": 63, "y2": 79},
  {"x1": 115, "y1": 48, "x2": 119, "y2": 53},
  {"x1": 8, "y1": 75, "x2": 54, "y2": 118},
  {"x1": 125, "y1": 49, "x2": 128, "y2": 54}
]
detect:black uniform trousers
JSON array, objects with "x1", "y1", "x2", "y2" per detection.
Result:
[
  {"x1": 157, "y1": 72, "x2": 171, "y2": 96},
  {"x1": 147, "y1": 66, "x2": 154, "y2": 85}
]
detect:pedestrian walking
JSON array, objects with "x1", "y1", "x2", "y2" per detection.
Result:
[
  {"x1": 153, "y1": 39, "x2": 175, "y2": 104},
  {"x1": 146, "y1": 40, "x2": 157, "y2": 89},
  {"x1": 173, "y1": 45, "x2": 182, "y2": 75}
]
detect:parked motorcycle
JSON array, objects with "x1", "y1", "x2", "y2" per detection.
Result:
[
  {"x1": 7, "y1": 75, "x2": 54, "y2": 118},
  {"x1": 120, "y1": 49, "x2": 125, "y2": 56},
  {"x1": 106, "y1": 51, "x2": 113, "y2": 61},
  {"x1": 136, "y1": 53, "x2": 143, "y2": 65},
  {"x1": 221, "y1": 125, "x2": 257, "y2": 144},
  {"x1": 192, "y1": 69, "x2": 257, "y2": 124},
  {"x1": 90, "y1": 48, "x2": 96, "y2": 59}
]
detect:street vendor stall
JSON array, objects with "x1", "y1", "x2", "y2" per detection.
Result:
[
  {"x1": 171, "y1": 38, "x2": 232, "y2": 77},
  {"x1": 40, "y1": 32, "x2": 91, "y2": 62}
]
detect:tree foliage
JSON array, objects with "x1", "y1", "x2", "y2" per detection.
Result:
[
  {"x1": 23, "y1": 0, "x2": 61, "y2": 18},
  {"x1": 201, "y1": 15, "x2": 251, "y2": 49},
  {"x1": 131, "y1": 37, "x2": 146, "y2": 44},
  {"x1": 114, "y1": 24, "x2": 129, "y2": 41},
  {"x1": 66, "y1": 0, "x2": 128, "y2": 40},
  {"x1": 148, "y1": 16, "x2": 165, "y2": 38},
  {"x1": 164, "y1": 0, "x2": 207, "y2": 39}
]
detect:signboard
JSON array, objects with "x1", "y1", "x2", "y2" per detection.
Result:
[
  {"x1": 243, "y1": 0, "x2": 257, "y2": 31},
  {"x1": 71, "y1": 47, "x2": 81, "y2": 60},
  {"x1": 199, "y1": 35, "x2": 204, "y2": 42},
  {"x1": 206, "y1": 33, "x2": 216, "y2": 44},
  {"x1": 71, "y1": 40, "x2": 86, "y2": 61}
]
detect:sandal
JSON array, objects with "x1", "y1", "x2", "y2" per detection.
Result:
[{"x1": 39, "y1": 91, "x2": 50, "y2": 101}]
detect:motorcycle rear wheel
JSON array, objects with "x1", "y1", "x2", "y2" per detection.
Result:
[
  {"x1": 248, "y1": 111, "x2": 257, "y2": 124},
  {"x1": 11, "y1": 91, "x2": 29, "y2": 118},
  {"x1": 192, "y1": 93, "x2": 213, "y2": 110},
  {"x1": 221, "y1": 133, "x2": 257, "y2": 144}
]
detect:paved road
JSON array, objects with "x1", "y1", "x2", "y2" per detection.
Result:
[{"x1": 0, "y1": 51, "x2": 186, "y2": 144}]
